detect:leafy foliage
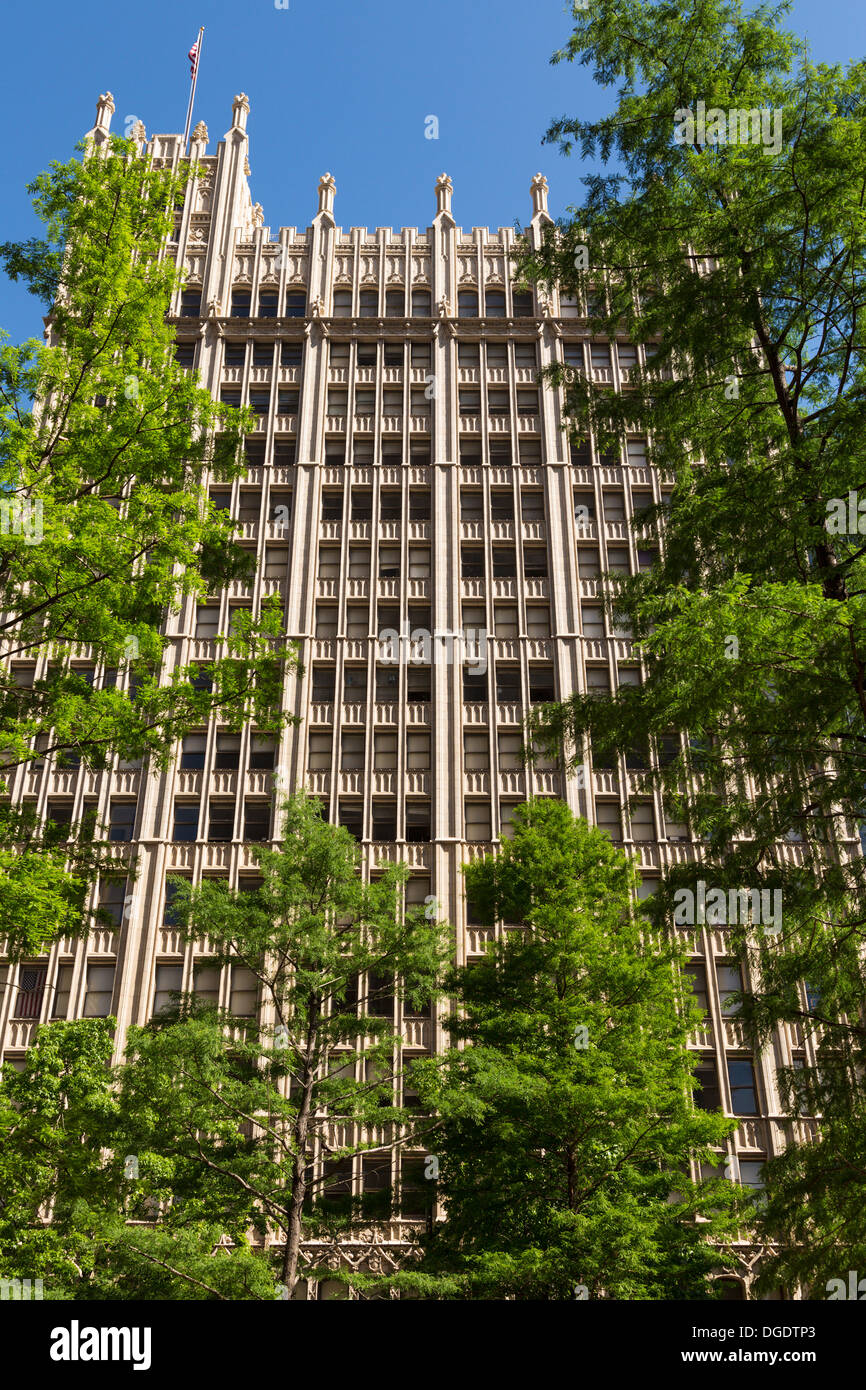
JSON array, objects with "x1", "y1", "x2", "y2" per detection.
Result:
[
  {"x1": 520, "y1": 0, "x2": 866, "y2": 1291},
  {"x1": 391, "y1": 800, "x2": 739, "y2": 1300},
  {"x1": 0, "y1": 138, "x2": 299, "y2": 956}
]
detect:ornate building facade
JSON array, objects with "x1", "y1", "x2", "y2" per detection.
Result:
[{"x1": 0, "y1": 91, "x2": 824, "y2": 1297}]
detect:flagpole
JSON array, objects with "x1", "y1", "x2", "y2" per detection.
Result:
[{"x1": 182, "y1": 26, "x2": 205, "y2": 153}]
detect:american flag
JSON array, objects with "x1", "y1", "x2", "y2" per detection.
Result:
[
  {"x1": 16, "y1": 967, "x2": 46, "y2": 1020},
  {"x1": 188, "y1": 40, "x2": 200, "y2": 78}
]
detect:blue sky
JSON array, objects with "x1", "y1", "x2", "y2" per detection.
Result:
[{"x1": 1, "y1": 0, "x2": 863, "y2": 345}]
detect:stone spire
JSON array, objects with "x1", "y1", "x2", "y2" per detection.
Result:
[
  {"x1": 94, "y1": 92, "x2": 115, "y2": 135},
  {"x1": 231, "y1": 93, "x2": 250, "y2": 132},
  {"x1": 530, "y1": 173, "x2": 550, "y2": 219},
  {"x1": 435, "y1": 173, "x2": 453, "y2": 217},
  {"x1": 318, "y1": 173, "x2": 336, "y2": 217}
]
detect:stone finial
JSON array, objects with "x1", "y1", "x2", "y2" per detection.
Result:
[
  {"x1": 318, "y1": 172, "x2": 337, "y2": 216},
  {"x1": 95, "y1": 92, "x2": 115, "y2": 133},
  {"x1": 435, "y1": 173, "x2": 453, "y2": 216},
  {"x1": 191, "y1": 120, "x2": 209, "y2": 145},
  {"x1": 232, "y1": 93, "x2": 250, "y2": 131},
  {"x1": 530, "y1": 173, "x2": 549, "y2": 217},
  {"x1": 251, "y1": 202, "x2": 264, "y2": 228},
  {"x1": 130, "y1": 119, "x2": 146, "y2": 146}
]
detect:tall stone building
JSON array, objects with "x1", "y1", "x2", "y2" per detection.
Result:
[{"x1": 0, "y1": 91, "x2": 820, "y2": 1297}]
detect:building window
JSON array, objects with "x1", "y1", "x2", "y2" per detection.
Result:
[
  {"x1": 250, "y1": 735, "x2": 276, "y2": 770},
  {"x1": 208, "y1": 801, "x2": 235, "y2": 843},
  {"x1": 406, "y1": 732, "x2": 430, "y2": 770},
  {"x1": 230, "y1": 964, "x2": 258, "y2": 1018},
  {"x1": 485, "y1": 289, "x2": 506, "y2": 317},
  {"x1": 524, "y1": 548, "x2": 548, "y2": 578},
  {"x1": 498, "y1": 732, "x2": 523, "y2": 770},
  {"x1": 308, "y1": 732, "x2": 332, "y2": 771},
  {"x1": 716, "y1": 963, "x2": 744, "y2": 1015},
  {"x1": 407, "y1": 668, "x2": 431, "y2": 703},
  {"x1": 728, "y1": 1059, "x2": 759, "y2": 1115},
  {"x1": 179, "y1": 289, "x2": 201, "y2": 317},
  {"x1": 372, "y1": 732, "x2": 396, "y2": 769},
  {"x1": 311, "y1": 667, "x2": 336, "y2": 703},
  {"x1": 332, "y1": 290, "x2": 352, "y2": 317},
  {"x1": 258, "y1": 291, "x2": 278, "y2": 318},
  {"x1": 341, "y1": 732, "x2": 365, "y2": 770},
  {"x1": 458, "y1": 290, "x2": 479, "y2": 318},
  {"x1": 244, "y1": 802, "x2": 271, "y2": 842},
  {"x1": 693, "y1": 1058, "x2": 722, "y2": 1111},
  {"x1": 108, "y1": 802, "x2": 136, "y2": 842},
  {"x1": 385, "y1": 289, "x2": 405, "y2": 317},
  {"x1": 14, "y1": 965, "x2": 47, "y2": 1019},
  {"x1": 52, "y1": 964, "x2": 74, "y2": 1019},
  {"x1": 595, "y1": 801, "x2": 622, "y2": 841},
  {"x1": 464, "y1": 732, "x2": 489, "y2": 771},
  {"x1": 180, "y1": 733, "x2": 207, "y2": 770},
  {"x1": 163, "y1": 879, "x2": 187, "y2": 926},
  {"x1": 344, "y1": 667, "x2": 367, "y2": 702},
  {"x1": 359, "y1": 290, "x2": 378, "y2": 318},
  {"x1": 215, "y1": 733, "x2": 241, "y2": 770},
  {"x1": 465, "y1": 801, "x2": 491, "y2": 841},
  {"x1": 528, "y1": 666, "x2": 555, "y2": 703},
  {"x1": 98, "y1": 878, "x2": 127, "y2": 928},
  {"x1": 338, "y1": 802, "x2": 363, "y2": 840},
  {"x1": 406, "y1": 804, "x2": 430, "y2": 843},
  {"x1": 411, "y1": 289, "x2": 431, "y2": 317},
  {"x1": 285, "y1": 292, "x2": 307, "y2": 317},
  {"x1": 83, "y1": 964, "x2": 115, "y2": 1018},
  {"x1": 230, "y1": 289, "x2": 251, "y2": 317},
  {"x1": 461, "y1": 547, "x2": 484, "y2": 579},
  {"x1": 495, "y1": 667, "x2": 521, "y2": 703},
  {"x1": 513, "y1": 290, "x2": 534, "y2": 316},
  {"x1": 684, "y1": 963, "x2": 709, "y2": 1017},
  {"x1": 463, "y1": 671, "x2": 487, "y2": 701},
  {"x1": 153, "y1": 964, "x2": 183, "y2": 1016},
  {"x1": 526, "y1": 606, "x2": 550, "y2": 638},
  {"x1": 372, "y1": 802, "x2": 397, "y2": 841}
]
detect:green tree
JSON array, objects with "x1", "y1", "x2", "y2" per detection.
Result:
[
  {"x1": 0, "y1": 136, "x2": 299, "y2": 957},
  {"x1": 167, "y1": 790, "x2": 451, "y2": 1296},
  {"x1": 0, "y1": 796, "x2": 449, "y2": 1300},
  {"x1": 396, "y1": 799, "x2": 738, "y2": 1300},
  {"x1": 0, "y1": 1018, "x2": 278, "y2": 1300},
  {"x1": 521, "y1": 0, "x2": 866, "y2": 1290}
]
